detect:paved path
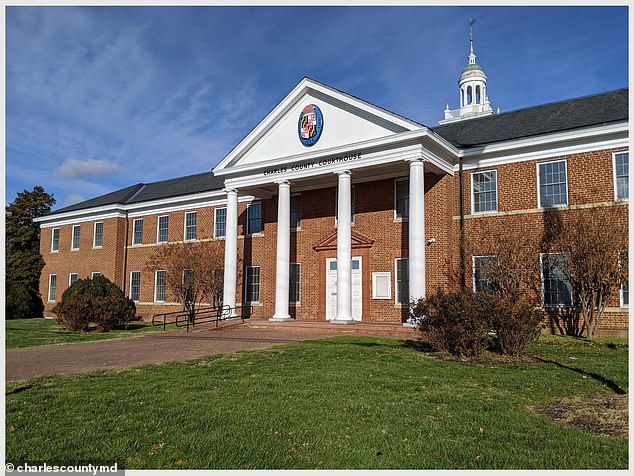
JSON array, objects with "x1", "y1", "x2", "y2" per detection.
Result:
[{"x1": 5, "y1": 323, "x2": 360, "y2": 382}]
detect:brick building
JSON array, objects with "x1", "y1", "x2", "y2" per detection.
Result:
[{"x1": 36, "y1": 41, "x2": 629, "y2": 335}]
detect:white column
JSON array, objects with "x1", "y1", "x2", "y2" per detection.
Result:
[
  {"x1": 408, "y1": 160, "x2": 426, "y2": 304},
  {"x1": 271, "y1": 180, "x2": 293, "y2": 321},
  {"x1": 222, "y1": 188, "x2": 238, "y2": 317},
  {"x1": 333, "y1": 170, "x2": 353, "y2": 323}
]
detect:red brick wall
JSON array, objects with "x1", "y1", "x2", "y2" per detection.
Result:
[
  {"x1": 40, "y1": 217, "x2": 126, "y2": 315},
  {"x1": 39, "y1": 146, "x2": 629, "y2": 335}
]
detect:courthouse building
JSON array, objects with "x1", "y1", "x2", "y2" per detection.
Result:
[{"x1": 37, "y1": 39, "x2": 629, "y2": 335}]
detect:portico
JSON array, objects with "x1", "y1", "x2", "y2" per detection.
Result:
[{"x1": 212, "y1": 78, "x2": 458, "y2": 324}]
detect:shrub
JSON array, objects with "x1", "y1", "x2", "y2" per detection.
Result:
[
  {"x1": 52, "y1": 276, "x2": 136, "y2": 332},
  {"x1": 60, "y1": 275, "x2": 124, "y2": 301},
  {"x1": 492, "y1": 296, "x2": 544, "y2": 356},
  {"x1": 53, "y1": 294, "x2": 91, "y2": 332},
  {"x1": 410, "y1": 289, "x2": 495, "y2": 357},
  {"x1": 93, "y1": 296, "x2": 137, "y2": 332}
]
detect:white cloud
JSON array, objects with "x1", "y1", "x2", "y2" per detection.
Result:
[
  {"x1": 55, "y1": 159, "x2": 120, "y2": 180},
  {"x1": 65, "y1": 193, "x2": 86, "y2": 206}
]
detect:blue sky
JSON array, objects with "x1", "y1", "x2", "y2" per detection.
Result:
[{"x1": 5, "y1": 5, "x2": 628, "y2": 210}]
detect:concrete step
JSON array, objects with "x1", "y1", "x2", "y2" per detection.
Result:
[{"x1": 246, "y1": 318, "x2": 418, "y2": 339}]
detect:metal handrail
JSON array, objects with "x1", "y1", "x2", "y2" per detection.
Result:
[{"x1": 152, "y1": 304, "x2": 252, "y2": 332}]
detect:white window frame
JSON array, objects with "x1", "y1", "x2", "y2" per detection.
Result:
[
  {"x1": 244, "y1": 265, "x2": 261, "y2": 304},
  {"x1": 132, "y1": 218, "x2": 143, "y2": 246},
  {"x1": 394, "y1": 178, "x2": 409, "y2": 221},
  {"x1": 130, "y1": 271, "x2": 141, "y2": 302},
  {"x1": 184, "y1": 211, "x2": 197, "y2": 241},
  {"x1": 247, "y1": 201, "x2": 263, "y2": 236},
  {"x1": 289, "y1": 262, "x2": 301, "y2": 304},
  {"x1": 48, "y1": 274, "x2": 57, "y2": 302},
  {"x1": 91, "y1": 272, "x2": 101, "y2": 279},
  {"x1": 154, "y1": 270, "x2": 166, "y2": 303},
  {"x1": 620, "y1": 282, "x2": 629, "y2": 308},
  {"x1": 51, "y1": 228, "x2": 60, "y2": 253},
  {"x1": 372, "y1": 272, "x2": 392, "y2": 300},
  {"x1": 157, "y1": 215, "x2": 169, "y2": 244},
  {"x1": 613, "y1": 151, "x2": 629, "y2": 201},
  {"x1": 472, "y1": 255, "x2": 497, "y2": 293},
  {"x1": 93, "y1": 221, "x2": 104, "y2": 249},
  {"x1": 71, "y1": 224, "x2": 81, "y2": 250},
  {"x1": 68, "y1": 273, "x2": 78, "y2": 287},
  {"x1": 539, "y1": 252, "x2": 573, "y2": 308},
  {"x1": 394, "y1": 258, "x2": 409, "y2": 305},
  {"x1": 471, "y1": 170, "x2": 498, "y2": 214},
  {"x1": 537, "y1": 159, "x2": 568, "y2": 209},
  {"x1": 214, "y1": 207, "x2": 227, "y2": 239}
]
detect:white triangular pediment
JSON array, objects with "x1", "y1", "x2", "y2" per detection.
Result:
[{"x1": 215, "y1": 78, "x2": 423, "y2": 172}]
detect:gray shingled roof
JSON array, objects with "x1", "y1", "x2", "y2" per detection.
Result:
[
  {"x1": 431, "y1": 88, "x2": 628, "y2": 148},
  {"x1": 51, "y1": 183, "x2": 144, "y2": 214},
  {"x1": 51, "y1": 171, "x2": 224, "y2": 215}
]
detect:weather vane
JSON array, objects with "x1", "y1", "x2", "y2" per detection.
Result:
[{"x1": 469, "y1": 18, "x2": 476, "y2": 42}]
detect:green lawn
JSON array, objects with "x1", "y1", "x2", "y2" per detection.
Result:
[
  {"x1": 5, "y1": 318, "x2": 168, "y2": 349},
  {"x1": 5, "y1": 335, "x2": 628, "y2": 469}
]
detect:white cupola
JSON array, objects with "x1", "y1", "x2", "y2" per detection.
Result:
[{"x1": 439, "y1": 20, "x2": 495, "y2": 124}]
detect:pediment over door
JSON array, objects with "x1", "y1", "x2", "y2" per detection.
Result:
[
  {"x1": 313, "y1": 229, "x2": 375, "y2": 252},
  {"x1": 214, "y1": 77, "x2": 424, "y2": 173}
]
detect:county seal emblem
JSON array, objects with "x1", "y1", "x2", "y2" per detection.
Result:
[{"x1": 298, "y1": 104, "x2": 323, "y2": 146}]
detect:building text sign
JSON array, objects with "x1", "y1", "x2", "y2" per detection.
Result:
[{"x1": 263, "y1": 151, "x2": 362, "y2": 177}]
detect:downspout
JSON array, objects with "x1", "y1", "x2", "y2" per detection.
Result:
[{"x1": 459, "y1": 156, "x2": 466, "y2": 290}]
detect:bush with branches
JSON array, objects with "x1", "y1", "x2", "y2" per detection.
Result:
[
  {"x1": 411, "y1": 289, "x2": 495, "y2": 357},
  {"x1": 52, "y1": 276, "x2": 136, "y2": 332}
]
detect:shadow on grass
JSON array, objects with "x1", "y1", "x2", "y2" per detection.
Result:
[
  {"x1": 400, "y1": 339, "x2": 436, "y2": 352},
  {"x1": 6, "y1": 385, "x2": 33, "y2": 396},
  {"x1": 534, "y1": 357, "x2": 627, "y2": 395}
]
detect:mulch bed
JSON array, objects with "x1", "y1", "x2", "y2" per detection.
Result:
[{"x1": 537, "y1": 394, "x2": 628, "y2": 437}]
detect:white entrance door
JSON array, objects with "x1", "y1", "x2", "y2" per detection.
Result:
[{"x1": 326, "y1": 257, "x2": 362, "y2": 321}]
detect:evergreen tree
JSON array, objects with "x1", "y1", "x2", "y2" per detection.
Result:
[{"x1": 6, "y1": 186, "x2": 55, "y2": 319}]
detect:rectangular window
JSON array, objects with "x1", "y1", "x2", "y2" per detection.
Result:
[
  {"x1": 130, "y1": 271, "x2": 141, "y2": 302},
  {"x1": 538, "y1": 160, "x2": 568, "y2": 208},
  {"x1": 614, "y1": 152, "x2": 629, "y2": 200},
  {"x1": 185, "y1": 211, "x2": 197, "y2": 241},
  {"x1": 93, "y1": 222, "x2": 103, "y2": 248},
  {"x1": 541, "y1": 253, "x2": 573, "y2": 307},
  {"x1": 335, "y1": 185, "x2": 355, "y2": 224},
  {"x1": 290, "y1": 195, "x2": 301, "y2": 230},
  {"x1": 132, "y1": 218, "x2": 143, "y2": 245},
  {"x1": 51, "y1": 228, "x2": 60, "y2": 252},
  {"x1": 289, "y1": 263, "x2": 301, "y2": 304},
  {"x1": 155, "y1": 270, "x2": 166, "y2": 302},
  {"x1": 395, "y1": 179, "x2": 409, "y2": 219},
  {"x1": 472, "y1": 256, "x2": 498, "y2": 293},
  {"x1": 472, "y1": 170, "x2": 498, "y2": 213},
  {"x1": 214, "y1": 207, "x2": 227, "y2": 238},
  {"x1": 91, "y1": 272, "x2": 101, "y2": 279},
  {"x1": 244, "y1": 266, "x2": 260, "y2": 303},
  {"x1": 71, "y1": 225, "x2": 81, "y2": 250},
  {"x1": 48, "y1": 274, "x2": 57, "y2": 302},
  {"x1": 621, "y1": 282, "x2": 629, "y2": 307},
  {"x1": 395, "y1": 258, "x2": 409, "y2": 305},
  {"x1": 372, "y1": 272, "x2": 392, "y2": 300},
  {"x1": 247, "y1": 202, "x2": 262, "y2": 235},
  {"x1": 157, "y1": 216, "x2": 169, "y2": 243},
  {"x1": 69, "y1": 273, "x2": 78, "y2": 286}
]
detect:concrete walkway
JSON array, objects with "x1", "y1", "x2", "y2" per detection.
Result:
[{"x1": 6, "y1": 321, "x2": 410, "y2": 382}]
